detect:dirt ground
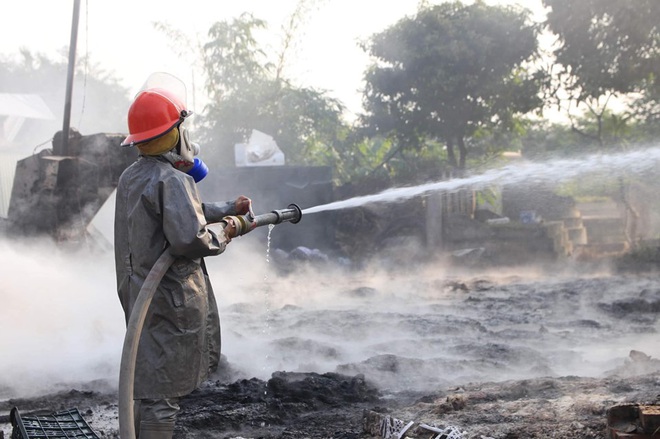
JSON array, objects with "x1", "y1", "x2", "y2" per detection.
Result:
[
  {"x1": 1, "y1": 361, "x2": 658, "y2": 439},
  {"x1": 1, "y1": 261, "x2": 659, "y2": 439}
]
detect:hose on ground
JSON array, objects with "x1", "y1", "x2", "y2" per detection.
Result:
[{"x1": 118, "y1": 249, "x2": 175, "y2": 439}]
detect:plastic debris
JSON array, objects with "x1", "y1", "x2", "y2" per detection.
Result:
[
  {"x1": 10, "y1": 407, "x2": 100, "y2": 439},
  {"x1": 380, "y1": 415, "x2": 414, "y2": 439},
  {"x1": 363, "y1": 411, "x2": 414, "y2": 439},
  {"x1": 419, "y1": 423, "x2": 466, "y2": 439}
]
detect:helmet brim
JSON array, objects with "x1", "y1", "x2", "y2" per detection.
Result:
[{"x1": 120, "y1": 111, "x2": 192, "y2": 147}]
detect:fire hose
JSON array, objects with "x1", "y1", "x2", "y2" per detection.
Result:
[{"x1": 118, "y1": 204, "x2": 302, "y2": 439}]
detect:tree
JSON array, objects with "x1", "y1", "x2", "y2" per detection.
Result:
[
  {"x1": 360, "y1": 1, "x2": 543, "y2": 170},
  {"x1": 542, "y1": 0, "x2": 660, "y2": 143},
  {"x1": 0, "y1": 49, "x2": 130, "y2": 151},
  {"x1": 197, "y1": 12, "x2": 346, "y2": 168}
]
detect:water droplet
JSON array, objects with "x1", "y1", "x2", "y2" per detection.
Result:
[{"x1": 260, "y1": 224, "x2": 276, "y2": 378}]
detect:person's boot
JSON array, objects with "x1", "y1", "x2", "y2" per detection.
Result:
[{"x1": 138, "y1": 421, "x2": 175, "y2": 439}]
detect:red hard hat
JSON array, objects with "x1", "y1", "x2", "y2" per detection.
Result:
[{"x1": 121, "y1": 88, "x2": 190, "y2": 147}]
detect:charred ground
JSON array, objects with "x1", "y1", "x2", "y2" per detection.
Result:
[
  {"x1": 2, "y1": 263, "x2": 660, "y2": 439},
  {"x1": 1, "y1": 368, "x2": 659, "y2": 439}
]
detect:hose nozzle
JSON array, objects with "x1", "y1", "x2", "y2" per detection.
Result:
[
  {"x1": 254, "y1": 203, "x2": 302, "y2": 227},
  {"x1": 224, "y1": 203, "x2": 302, "y2": 236}
]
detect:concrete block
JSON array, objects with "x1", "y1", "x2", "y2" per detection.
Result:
[
  {"x1": 563, "y1": 217, "x2": 583, "y2": 228},
  {"x1": 567, "y1": 227, "x2": 587, "y2": 245},
  {"x1": 543, "y1": 220, "x2": 564, "y2": 236},
  {"x1": 607, "y1": 404, "x2": 660, "y2": 439},
  {"x1": 583, "y1": 217, "x2": 626, "y2": 243},
  {"x1": 639, "y1": 405, "x2": 660, "y2": 434},
  {"x1": 607, "y1": 404, "x2": 639, "y2": 439}
]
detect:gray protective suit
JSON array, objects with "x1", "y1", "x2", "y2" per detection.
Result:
[{"x1": 114, "y1": 155, "x2": 239, "y2": 399}]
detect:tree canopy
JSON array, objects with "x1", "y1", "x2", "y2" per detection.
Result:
[
  {"x1": 360, "y1": 1, "x2": 543, "y2": 169},
  {"x1": 542, "y1": 0, "x2": 660, "y2": 143},
  {"x1": 157, "y1": 0, "x2": 658, "y2": 180},
  {"x1": 543, "y1": 0, "x2": 659, "y2": 101},
  {"x1": 197, "y1": 12, "x2": 347, "y2": 168},
  {"x1": 0, "y1": 50, "x2": 129, "y2": 151}
]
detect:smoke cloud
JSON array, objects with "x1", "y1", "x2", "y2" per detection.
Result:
[
  {"x1": 1, "y1": 224, "x2": 659, "y2": 401},
  {"x1": 0, "y1": 238, "x2": 124, "y2": 398}
]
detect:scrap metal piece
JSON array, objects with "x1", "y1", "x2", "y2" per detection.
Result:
[
  {"x1": 10, "y1": 407, "x2": 100, "y2": 439},
  {"x1": 420, "y1": 423, "x2": 465, "y2": 439},
  {"x1": 363, "y1": 410, "x2": 414, "y2": 439}
]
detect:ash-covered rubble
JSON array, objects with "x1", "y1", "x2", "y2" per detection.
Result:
[
  {"x1": 2, "y1": 363, "x2": 659, "y2": 439},
  {"x1": 2, "y1": 271, "x2": 660, "y2": 439}
]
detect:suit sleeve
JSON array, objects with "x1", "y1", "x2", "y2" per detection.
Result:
[
  {"x1": 202, "y1": 200, "x2": 239, "y2": 223},
  {"x1": 161, "y1": 174, "x2": 229, "y2": 258}
]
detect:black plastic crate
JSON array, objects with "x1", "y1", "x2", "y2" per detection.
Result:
[{"x1": 10, "y1": 407, "x2": 100, "y2": 439}]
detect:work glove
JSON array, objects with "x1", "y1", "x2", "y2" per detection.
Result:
[
  {"x1": 234, "y1": 196, "x2": 253, "y2": 216},
  {"x1": 222, "y1": 214, "x2": 255, "y2": 238},
  {"x1": 222, "y1": 196, "x2": 255, "y2": 238}
]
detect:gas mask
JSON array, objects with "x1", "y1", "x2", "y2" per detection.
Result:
[{"x1": 163, "y1": 125, "x2": 208, "y2": 182}]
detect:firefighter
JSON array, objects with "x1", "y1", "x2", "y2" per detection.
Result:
[{"x1": 114, "y1": 73, "x2": 252, "y2": 439}]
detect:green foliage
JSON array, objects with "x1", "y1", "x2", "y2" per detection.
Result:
[
  {"x1": 203, "y1": 13, "x2": 271, "y2": 98},
  {"x1": 543, "y1": 0, "x2": 659, "y2": 99},
  {"x1": 360, "y1": 1, "x2": 544, "y2": 169},
  {"x1": 196, "y1": 12, "x2": 347, "y2": 170},
  {"x1": 521, "y1": 112, "x2": 660, "y2": 160},
  {"x1": 468, "y1": 116, "x2": 530, "y2": 160},
  {"x1": 475, "y1": 186, "x2": 502, "y2": 214},
  {"x1": 159, "y1": 0, "x2": 659, "y2": 186},
  {"x1": 351, "y1": 136, "x2": 450, "y2": 186},
  {"x1": 555, "y1": 172, "x2": 621, "y2": 200},
  {"x1": 542, "y1": 0, "x2": 660, "y2": 125},
  {"x1": 629, "y1": 77, "x2": 660, "y2": 131}
]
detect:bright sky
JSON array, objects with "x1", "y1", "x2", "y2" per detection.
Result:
[{"x1": 1, "y1": 0, "x2": 546, "y2": 120}]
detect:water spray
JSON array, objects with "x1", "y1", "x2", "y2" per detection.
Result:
[
  {"x1": 118, "y1": 204, "x2": 302, "y2": 439},
  {"x1": 301, "y1": 146, "x2": 660, "y2": 215}
]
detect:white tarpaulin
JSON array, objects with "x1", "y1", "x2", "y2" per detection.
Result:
[
  {"x1": 234, "y1": 129, "x2": 285, "y2": 166},
  {"x1": 0, "y1": 93, "x2": 55, "y2": 119}
]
